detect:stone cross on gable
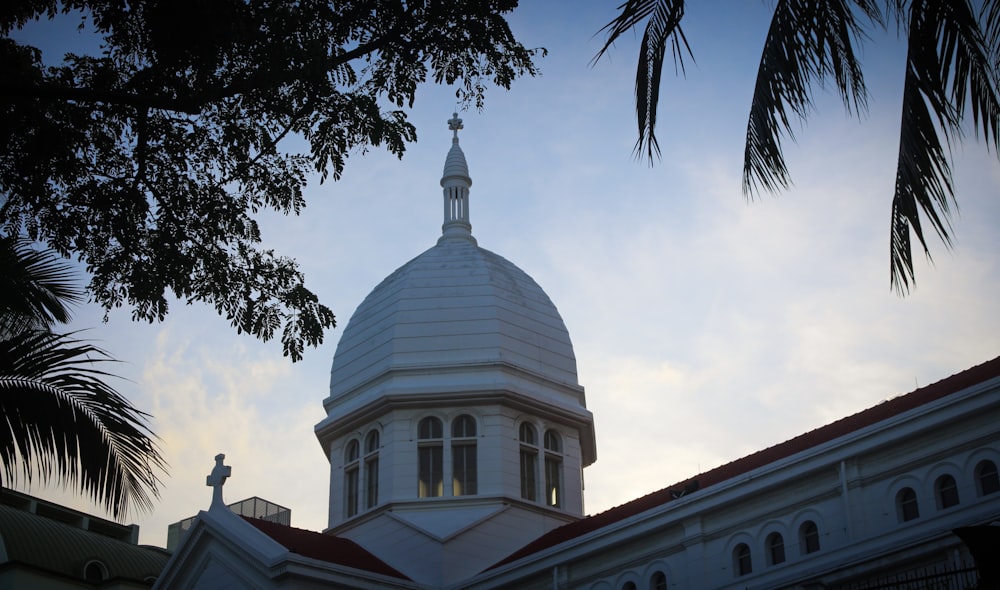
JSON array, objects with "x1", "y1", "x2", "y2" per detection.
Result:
[
  {"x1": 448, "y1": 112, "x2": 463, "y2": 140},
  {"x1": 206, "y1": 453, "x2": 231, "y2": 510}
]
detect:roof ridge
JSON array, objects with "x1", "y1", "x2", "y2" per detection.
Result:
[
  {"x1": 489, "y1": 355, "x2": 1000, "y2": 569},
  {"x1": 241, "y1": 516, "x2": 411, "y2": 580}
]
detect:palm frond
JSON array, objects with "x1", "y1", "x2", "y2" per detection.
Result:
[
  {"x1": 596, "y1": 0, "x2": 691, "y2": 162},
  {"x1": 0, "y1": 330, "x2": 165, "y2": 519},
  {"x1": 743, "y1": 0, "x2": 880, "y2": 196},
  {"x1": 983, "y1": 0, "x2": 1000, "y2": 69},
  {"x1": 889, "y1": 0, "x2": 1000, "y2": 293},
  {"x1": 0, "y1": 235, "x2": 83, "y2": 337}
]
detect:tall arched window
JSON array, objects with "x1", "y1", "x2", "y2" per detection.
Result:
[
  {"x1": 650, "y1": 571, "x2": 667, "y2": 590},
  {"x1": 935, "y1": 474, "x2": 959, "y2": 509},
  {"x1": 766, "y1": 532, "x2": 785, "y2": 565},
  {"x1": 543, "y1": 429, "x2": 563, "y2": 508},
  {"x1": 800, "y1": 520, "x2": 820, "y2": 554},
  {"x1": 896, "y1": 487, "x2": 919, "y2": 522},
  {"x1": 519, "y1": 422, "x2": 538, "y2": 501},
  {"x1": 418, "y1": 417, "x2": 443, "y2": 498},
  {"x1": 364, "y1": 430, "x2": 380, "y2": 509},
  {"x1": 734, "y1": 543, "x2": 752, "y2": 576},
  {"x1": 976, "y1": 460, "x2": 1000, "y2": 496},
  {"x1": 344, "y1": 439, "x2": 360, "y2": 517},
  {"x1": 452, "y1": 415, "x2": 478, "y2": 496}
]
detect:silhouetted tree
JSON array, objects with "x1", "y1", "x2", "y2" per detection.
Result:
[{"x1": 0, "y1": 1, "x2": 542, "y2": 359}]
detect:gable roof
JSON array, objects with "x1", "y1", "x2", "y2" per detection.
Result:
[
  {"x1": 492, "y1": 355, "x2": 1000, "y2": 568},
  {"x1": 242, "y1": 516, "x2": 410, "y2": 580}
]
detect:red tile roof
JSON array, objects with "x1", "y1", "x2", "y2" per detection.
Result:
[
  {"x1": 243, "y1": 517, "x2": 410, "y2": 580},
  {"x1": 491, "y1": 355, "x2": 1000, "y2": 569}
]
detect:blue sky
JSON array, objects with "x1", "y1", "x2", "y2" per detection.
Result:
[{"x1": 11, "y1": 3, "x2": 1000, "y2": 547}]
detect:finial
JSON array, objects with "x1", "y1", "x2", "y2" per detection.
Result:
[
  {"x1": 448, "y1": 112, "x2": 463, "y2": 141},
  {"x1": 206, "y1": 453, "x2": 231, "y2": 510}
]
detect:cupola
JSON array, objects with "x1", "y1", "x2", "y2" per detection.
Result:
[{"x1": 314, "y1": 115, "x2": 596, "y2": 587}]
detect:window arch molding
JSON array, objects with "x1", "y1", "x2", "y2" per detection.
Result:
[
  {"x1": 414, "y1": 413, "x2": 447, "y2": 439},
  {"x1": 611, "y1": 571, "x2": 640, "y2": 590},
  {"x1": 885, "y1": 475, "x2": 924, "y2": 523},
  {"x1": 764, "y1": 531, "x2": 787, "y2": 566},
  {"x1": 790, "y1": 509, "x2": 825, "y2": 555},
  {"x1": 364, "y1": 428, "x2": 381, "y2": 453},
  {"x1": 724, "y1": 533, "x2": 756, "y2": 577},
  {"x1": 925, "y1": 461, "x2": 962, "y2": 495},
  {"x1": 639, "y1": 560, "x2": 671, "y2": 590},
  {"x1": 974, "y1": 458, "x2": 1000, "y2": 497},
  {"x1": 934, "y1": 473, "x2": 960, "y2": 509},
  {"x1": 752, "y1": 518, "x2": 790, "y2": 547},
  {"x1": 798, "y1": 520, "x2": 822, "y2": 555},
  {"x1": 447, "y1": 409, "x2": 482, "y2": 428},
  {"x1": 963, "y1": 448, "x2": 1000, "y2": 497},
  {"x1": 515, "y1": 417, "x2": 541, "y2": 442},
  {"x1": 83, "y1": 560, "x2": 109, "y2": 584},
  {"x1": 962, "y1": 448, "x2": 1000, "y2": 475}
]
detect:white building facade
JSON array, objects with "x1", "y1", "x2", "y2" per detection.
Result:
[{"x1": 156, "y1": 118, "x2": 1000, "y2": 590}]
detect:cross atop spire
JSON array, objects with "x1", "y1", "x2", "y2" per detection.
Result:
[
  {"x1": 440, "y1": 112, "x2": 473, "y2": 243},
  {"x1": 448, "y1": 112, "x2": 463, "y2": 141}
]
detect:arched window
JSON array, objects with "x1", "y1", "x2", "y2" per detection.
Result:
[
  {"x1": 452, "y1": 415, "x2": 478, "y2": 496},
  {"x1": 766, "y1": 532, "x2": 785, "y2": 565},
  {"x1": 83, "y1": 560, "x2": 108, "y2": 584},
  {"x1": 621, "y1": 583, "x2": 636, "y2": 590},
  {"x1": 418, "y1": 417, "x2": 443, "y2": 497},
  {"x1": 896, "y1": 487, "x2": 919, "y2": 522},
  {"x1": 344, "y1": 439, "x2": 360, "y2": 517},
  {"x1": 650, "y1": 571, "x2": 667, "y2": 590},
  {"x1": 519, "y1": 422, "x2": 538, "y2": 501},
  {"x1": 935, "y1": 474, "x2": 959, "y2": 509},
  {"x1": 800, "y1": 520, "x2": 820, "y2": 554},
  {"x1": 734, "y1": 543, "x2": 752, "y2": 576},
  {"x1": 364, "y1": 430, "x2": 380, "y2": 509},
  {"x1": 544, "y1": 429, "x2": 563, "y2": 508},
  {"x1": 976, "y1": 460, "x2": 1000, "y2": 496}
]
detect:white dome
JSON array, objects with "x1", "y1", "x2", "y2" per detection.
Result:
[{"x1": 327, "y1": 237, "x2": 579, "y2": 402}]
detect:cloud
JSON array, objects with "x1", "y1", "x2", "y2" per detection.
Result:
[{"x1": 129, "y1": 325, "x2": 330, "y2": 546}]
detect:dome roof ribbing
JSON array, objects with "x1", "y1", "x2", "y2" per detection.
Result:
[{"x1": 327, "y1": 239, "x2": 578, "y2": 401}]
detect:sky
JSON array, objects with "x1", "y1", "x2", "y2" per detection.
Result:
[{"x1": 9, "y1": 3, "x2": 1000, "y2": 548}]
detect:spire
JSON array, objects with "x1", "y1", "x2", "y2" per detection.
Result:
[{"x1": 440, "y1": 112, "x2": 474, "y2": 243}]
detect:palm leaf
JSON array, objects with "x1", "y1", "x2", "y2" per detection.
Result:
[
  {"x1": 981, "y1": 0, "x2": 1000, "y2": 70},
  {"x1": 596, "y1": 0, "x2": 692, "y2": 161},
  {"x1": 0, "y1": 330, "x2": 165, "y2": 519},
  {"x1": 0, "y1": 235, "x2": 83, "y2": 337},
  {"x1": 889, "y1": 0, "x2": 1000, "y2": 293},
  {"x1": 743, "y1": 0, "x2": 880, "y2": 196}
]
